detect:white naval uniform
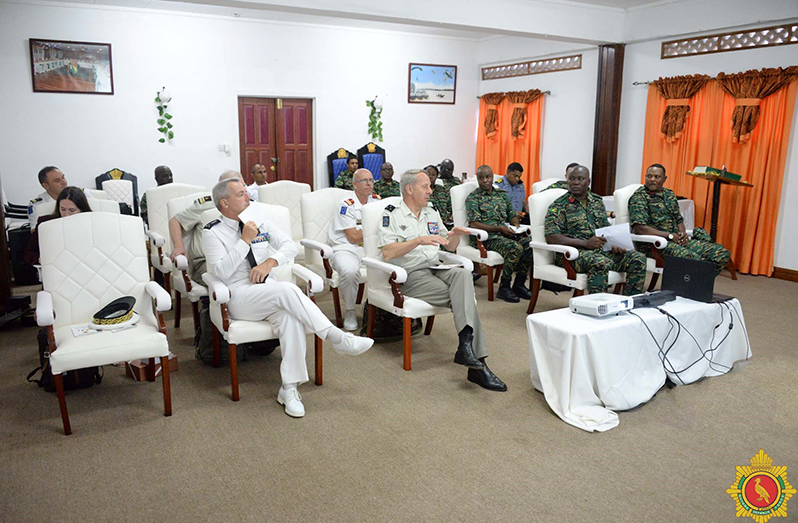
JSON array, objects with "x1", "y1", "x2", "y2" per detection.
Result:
[
  {"x1": 327, "y1": 191, "x2": 381, "y2": 312},
  {"x1": 27, "y1": 191, "x2": 54, "y2": 229},
  {"x1": 246, "y1": 182, "x2": 265, "y2": 201},
  {"x1": 201, "y1": 202, "x2": 335, "y2": 386}
]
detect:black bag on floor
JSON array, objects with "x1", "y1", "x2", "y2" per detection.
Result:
[
  {"x1": 541, "y1": 281, "x2": 572, "y2": 294},
  {"x1": 27, "y1": 328, "x2": 102, "y2": 392}
]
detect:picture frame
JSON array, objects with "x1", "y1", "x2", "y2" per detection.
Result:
[
  {"x1": 29, "y1": 38, "x2": 114, "y2": 95},
  {"x1": 408, "y1": 63, "x2": 457, "y2": 105}
]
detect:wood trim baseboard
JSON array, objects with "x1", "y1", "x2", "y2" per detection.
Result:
[{"x1": 772, "y1": 267, "x2": 798, "y2": 282}]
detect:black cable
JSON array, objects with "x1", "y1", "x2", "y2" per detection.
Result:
[
  {"x1": 629, "y1": 310, "x2": 685, "y2": 385},
  {"x1": 656, "y1": 306, "x2": 733, "y2": 375}
]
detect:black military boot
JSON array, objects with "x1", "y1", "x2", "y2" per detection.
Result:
[
  {"x1": 467, "y1": 358, "x2": 507, "y2": 392},
  {"x1": 496, "y1": 277, "x2": 520, "y2": 303},
  {"x1": 454, "y1": 326, "x2": 484, "y2": 369},
  {"x1": 512, "y1": 275, "x2": 532, "y2": 300}
]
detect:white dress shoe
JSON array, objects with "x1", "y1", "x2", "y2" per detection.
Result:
[
  {"x1": 277, "y1": 387, "x2": 305, "y2": 418},
  {"x1": 343, "y1": 310, "x2": 358, "y2": 331},
  {"x1": 331, "y1": 332, "x2": 374, "y2": 356}
]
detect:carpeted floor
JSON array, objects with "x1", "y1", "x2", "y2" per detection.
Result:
[{"x1": 1, "y1": 273, "x2": 796, "y2": 522}]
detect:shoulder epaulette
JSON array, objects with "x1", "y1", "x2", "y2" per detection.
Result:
[
  {"x1": 29, "y1": 197, "x2": 43, "y2": 205},
  {"x1": 196, "y1": 195, "x2": 212, "y2": 205},
  {"x1": 203, "y1": 218, "x2": 221, "y2": 230},
  {"x1": 371, "y1": 194, "x2": 381, "y2": 200},
  {"x1": 385, "y1": 204, "x2": 396, "y2": 212},
  {"x1": 344, "y1": 198, "x2": 355, "y2": 206}
]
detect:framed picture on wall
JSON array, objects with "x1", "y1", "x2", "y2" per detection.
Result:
[
  {"x1": 29, "y1": 38, "x2": 114, "y2": 94},
  {"x1": 408, "y1": 63, "x2": 457, "y2": 104}
]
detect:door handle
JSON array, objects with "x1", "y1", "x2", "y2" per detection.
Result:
[
  {"x1": 271, "y1": 157, "x2": 279, "y2": 163},
  {"x1": 270, "y1": 166, "x2": 275, "y2": 171}
]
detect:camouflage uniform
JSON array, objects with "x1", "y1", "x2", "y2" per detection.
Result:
[
  {"x1": 334, "y1": 170, "x2": 354, "y2": 190},
  {"x1": 628, "y1": 186, "x2": 730, "y2": 275},
  {"x1": 466, "y1": 187, "x2": 533, "y2": 280},
  {"x1": 140, "y1": 193, "x2": 149, "y2": 225},
  {"x1": 544, "y1": 192, "x2": 646, "y2": 295},
  {"x1": 440, "y1": 177, "x2": 461, "y2": 192},
  {"x1": 373, "y1": 178, "x2": 400, "y2": 198},
  {"x1": 542, "y1": 180, "x2": 569, "y2": 191},
  {"x1": 430, "y1": 185, "x2": 454, "y2": 225}
]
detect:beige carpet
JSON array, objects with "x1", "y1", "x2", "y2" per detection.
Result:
[{"x1": 1, "y1": 273, "x2": 796, "y2": 522}]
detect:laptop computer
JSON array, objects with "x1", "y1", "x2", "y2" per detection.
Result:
[{"x1": 661, "y1": 255, "x2": 719, "y2": 303}]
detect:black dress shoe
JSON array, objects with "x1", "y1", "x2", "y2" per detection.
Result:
[
  {"x1": 468, "y1": 363, "x2": 507, "y2": 392},
  {"x1": 454, "y1": 326, "x2": 484, "y2": 369},
  {"x1": 512, "y1": 283, "x2": 532, "y2": 300},
  {"x1": 496, "y1": 285, "x2": 520, "y2": 303}
]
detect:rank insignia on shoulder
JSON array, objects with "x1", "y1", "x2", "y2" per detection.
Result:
[
  {"x1": 204, "y1": 218, "x2": 221, "y2": 230},
  {"x1": 344, "y1": 198, "x2": 355, "y2": 206},
  {"x1": 382, "y1": 215, "x2": 390, "y2": 227},
  {"x1": 385, "y1": 204, "x2": 396, "y2": 212},
  {"x1": 340, "y1": 206, "x2": 348, "y2": 215},
  {"x1": 372, "y1": 194, "x2": 381, "y2": 200},
  {"x1": 196, "y1": 195, "x2": 212, "y2": 205}
]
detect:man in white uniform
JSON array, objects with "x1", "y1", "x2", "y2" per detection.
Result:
[
  {"x1": 328, "y1": 168, "x2": 381, "y2": 331},
  {"x1": 202, "y1": 178, "x2": 374, "y2": 418},
  {"x1": 28, "y1": 166, "x2": 68, "y2": 228},
  {"x1": 246, "y1": 163, "x2": 268, "y2": 201}
]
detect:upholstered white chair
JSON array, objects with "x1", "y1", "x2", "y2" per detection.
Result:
[
  {"x1": 450, "y1": 183, "x2": 500, "y2": 300},
  {"x1": 144, "y1": 183, "x2": 206, "y2": 292},
  {"x1": 361, "y1": 197, "x2": 474, "y2": 371},
  {"x1": 101, "y1": 179, "x2": 134, "y2": 213},
  {"x1": 258, "y1": 181, "x2": 311, "y2": 264},
  {"x1": 525, "y1": 188, "x2": 626, "y2": 314},
  {"x1": 614, "y1": 184, "x2": 674, "y2": 292},
  {"x1": 202, "y1": 203, "x2": 326, "y2": 400},
  {"x1": 36, "y1": 212, "x2": 173, "y2": 435},
  {"x1": 299, "y1": 187, "x2": 364, "y2": 327},
  {"x1": 531, "y1": 178, "x2": 561, "y2": 194},
  {"x1": 30, "y1": 197, "x2": 121, "y2": 231},
  {"x1": 83, "y1": 188, "x2": 110, "y2": 200}
]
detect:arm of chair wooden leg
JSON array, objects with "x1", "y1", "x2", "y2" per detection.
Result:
[
  {"x1": 476, "y1": 239, "x2": 488, "y2": 259},
  {"x1": 529, "y1": 241, "x2": 580, "y2": 280},
  {"x1": 389, "y1": 273, "x2": 405, "y2": 308},
  {"x1": 173, "y1": 254, "x2": 193, "y2": 292},
  {"x1": 630, "y1": 234, "x2": 667, "y2": 269},
  {"x1": 220, "y1": 303, "x2": 230, "y2": 332},
  {"x1": 563, "y1": 258, "x2": 577, "y2": 280},
  {"x1": 362, "y1": 257, "x2": 408, "y2": 308},
  {"x1": 464, "y1": 227, "x2": 488, "y2": 241}
]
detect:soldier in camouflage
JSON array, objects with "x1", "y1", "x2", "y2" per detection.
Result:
[
  {"x1": 544, "y1": 165, "x2": 647, "y2": 295},
  {"x1": 466, "y1": 165, "x2": 533, "y2": 303},
  {"x1": 629, "y1": 164, "x2": 730, "y2": 275},
  {"x1": 426, "y1": 164, "x2": 454, "y2": 226},
  {"x1": 542, "y1": 162, "x2": 579, "y2": 192},
  {"x1": 373, "y1": 162, "x2": 400, "y2": 198},
  {"x1": 333, "y1": 156, "x2": 358, "y2": 190},
  {"x1": 438, "y1": 158, "x2": 462, "y2": 191}
]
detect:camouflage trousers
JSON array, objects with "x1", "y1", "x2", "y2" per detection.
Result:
[
  {"x1": 557, "y1": 249, "x2": 647, "y2": 295},
  {"x1": 662, "y1": 227, "x2": 730, "y2": 276},
  {"x1": 484, "y1": 236, "x2": 533, "y2": 280}
]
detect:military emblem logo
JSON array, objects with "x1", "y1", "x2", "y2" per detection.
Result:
[{"x1": 727, "y1": 449, "x2": 795, "y2": 522}]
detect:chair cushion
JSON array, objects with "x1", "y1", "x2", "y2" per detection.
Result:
[
  {"x1": 102, "y1": 180, "x2": 134, "y2": 209},
  {"x1": 257, "y1": 181, "x2": 310, "y2": 242}
]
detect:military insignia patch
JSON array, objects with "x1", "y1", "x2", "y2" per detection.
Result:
[
  {"x1": 428, "y1": 222, "x2": 439, "y2": 234},
  {"x1": 385, "y1": 205, "x2": 396, "y2": 212},
  {"x1": 340, "y1": 206, "x2": 348, "y2": 215},
  {"x1": 382, "y1": 215, "x2": 390, "y2": 227},
  {"x1": 727, "y1": 449, "x2": 795, "y2": 522},
  {"x1": 399, "y1": 225, "x2": 407, "y2": 231},
  {"x1": 196, "y1": 195, "x2": 212, "y2": 205},
  {"x1": 203, "y1": 218, "x2": 221, "y2": 229}
]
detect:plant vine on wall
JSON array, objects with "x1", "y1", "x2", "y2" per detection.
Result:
[
  {"x1": 366, "y1": 96, "x2": 384, "y2": 141},
  {"x1": 155, "y1": 87, "x2": 174, "y2": 143}
]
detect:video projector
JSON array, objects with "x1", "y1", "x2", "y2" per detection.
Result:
[{"x1": 569, "y1": 293, "x2": 634, "y2": 317}]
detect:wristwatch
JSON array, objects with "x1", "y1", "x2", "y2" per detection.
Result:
[{"x1": 667, "y1": 233, "x2": 674, "y2": 241}]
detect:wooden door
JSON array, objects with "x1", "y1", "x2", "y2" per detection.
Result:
[{"x1": 238, "y1": 97, "x2": 313, "y2": 188}]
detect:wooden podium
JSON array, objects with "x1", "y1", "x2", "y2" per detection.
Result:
[{"x1": 685, "y1": 170, "x2": 753, "y2": 280}]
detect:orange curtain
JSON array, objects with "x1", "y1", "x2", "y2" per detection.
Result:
[
  {"x1": 475, "y1": 92, "x2": 544, "y2": 192},
  {"x1": 641, "y1": 77, "x2": 798, "y2": 276},
  {"x1": 652, "y1": 74, "x2": 710, "y2": 142}
]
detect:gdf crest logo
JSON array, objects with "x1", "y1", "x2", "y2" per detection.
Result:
[{"x1": 727, "y1": 450, "x2": 795, "y2": 522}]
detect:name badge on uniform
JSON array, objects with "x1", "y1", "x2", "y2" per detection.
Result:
[
  {"x1": 428, "y1": 221, "x2": 439, "y2": 234},
  {"x1": 251, "y1": 232, "x2": 270, "y2": 244}
]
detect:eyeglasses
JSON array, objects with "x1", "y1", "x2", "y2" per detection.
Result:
[{"x1": 354, "y1": 179, "x2": 374, "y2": 184}]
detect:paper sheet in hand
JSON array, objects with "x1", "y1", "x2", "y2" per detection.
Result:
[
  {"x1": 507, "y1": 224, "x2": 530, "y2": 235},
  {"x1": 430, "y1": 263, "x2": 462, "y2": 270},
  {"x1": 237, "y1": 204, "x2": 265, "y2": 228},
  {"x1": 594, "y1": 223, "x2": 634, "y2": 252}
]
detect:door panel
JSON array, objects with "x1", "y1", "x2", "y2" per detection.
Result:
[
  {"x1": 238, "y1": 97, "x2": 276, "y2": 185},
  {"x1": 276, "y1": 98, "x2": 313, "y2": 188}
]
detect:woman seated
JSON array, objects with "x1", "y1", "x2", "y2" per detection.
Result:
[{"x1": 24, "y1": 186, "x2": 92, "y2": 266}]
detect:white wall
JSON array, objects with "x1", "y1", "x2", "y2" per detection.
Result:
[
  {"x1": 477, "y1": 37, "x2": 598, "y2": 178},
  {"x1": 0, "y1": 2, "x2": 479, "y2": 201},
  {"x1": 618, "y1": 40, "x2": 798, "y2": 270}
]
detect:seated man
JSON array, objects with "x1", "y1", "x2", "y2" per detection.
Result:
[
  {"x1": 495, "y1": 162, "x2": 529, "y2": 224},
  {"x1": 202, "y1": 178, "x2": 374, "y2": 418},
  {"x1": 333, "y1": 155, "x2": 358, "y2": 190},
  {"x1": 28, "y1": 166, "x2": 68, "y2": 228},
  {"x1": 246, "y1": 163, "x2": 268, "y2": 201},
  {"x1": 373, "y1": 162, "x2": 400, "y2": 198},
  {"x1": 544, "y1": 165, "x2": 646, "y2": 296},
  {"x1": 467, "y1": 165, "x2": 533, "y2": 303},
  {"x1": 543, "y1": 162, "x2": 579, "y2": 192},
  {"x1": 629, "y1": 163, "x2": 730, "y2": 275},
  {"x1": 379, "y1": 169, "x2": 506, "y2": 392},
  {"x1": 141, "y1": 165, "x2": 173, "y2": 226},
  {"x1": 438, "y1": 158, "x2": 462, "y2": 191},
  {"x1": 426, "y1": 164, "x2": 454, "y2": 228},
  {"x1": 328, "y1": 168, "x2": 381, "y2": 331}
]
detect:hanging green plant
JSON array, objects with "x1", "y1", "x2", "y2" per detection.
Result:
[
  {"x1": 155, "y1": 87, "x2": 174, "y2": 143},
  {"x1": 365, "y1": 96, "x2": 384, "y2": 142}
]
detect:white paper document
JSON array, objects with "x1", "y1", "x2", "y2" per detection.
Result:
[
  {"x1": 237, "y1": 204, "x2": 265, "y2": 228},
  {"x1": 506, "y1": 224, "x2": 531, "y2": 235},
  {"x1": 594, "y1": 223, "x2": 635, "y2": 252},
  {"x1": 430, "y1": 263, "x2": 462, "y2": 270}
]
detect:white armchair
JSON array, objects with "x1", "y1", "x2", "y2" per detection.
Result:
[
  {"x1": 299, "y1": 187, "x2": 363, "y2": 327},
  {"x1": 532, "y1": 178, "x2": 561, "y2": 194},
  {"x1": 361, "y1": 197, "x2": 474, "y2": 371},
  {"x1": 36, "y1": 213, "x2": 173, "y2": 435},
  {"x1": 102, "y1": 179, "x2": 135, "y2": 213},
  {"x1": 525, "y1": 189, "x2": 626, "y2": 314},
  {"x1": 202, "y1": 204, "x2": 326, "y2": 400},
  {"x1": 144, "y1": 183, "x2": 206, "y2": 293},
  {"x1": 450, "y1": 183, "x2": 502, "y2": 301},
  {"x1": 258, "y1": 181, "x2": 311, "y2": 264}
]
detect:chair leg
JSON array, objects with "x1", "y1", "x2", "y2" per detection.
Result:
[
  {"x1": 146, "y1": 357, "x2": 156, "y2": 382},
  {"x1": 367, "y1": 304, "x2": 376, "y2": 338},
  {"x1": 163, "y1": 275, "x2": 171, "y2": 295},
  {"x1": 424, "y1": 316, "x2": 435, "y2": 335},
  {"x1": 161, "y1": 355, "x2": 172, "y2": 417},
  {"x1": 526, "y1": 279, "x2": 542, "y2": 314},
  {"x1": 612, "y1": 283, "x2": 624, "y2": 295},
  {"x1": 314, "y1": 336, "x2": 323, "y2": 386},
  {"x1": 212, "y1": 326, "x2": 220, "y2": 368},
  {"x1": 403, "y1": 317, "x2": 412, "y2": 371},
  {"x1": 174, "y1": 292, "x2": 182, "y2": 328},
  {"x1": 229, "y1": 343, "x2": 239, "y2": 402},
  {"x1": 356, "y1": 283, "x2": 365, "y2": 305},
  {"x1": 726, "y1": 259, "x2": 738, "y2": 280},
  {"x1": 331, "y1": 288, "x2": 343, "y2": 328},
  {"x1": 494, "y1": 265, "x2": 502, "y2": 283},
  {"x1": 191, "y1": 301, "x2": 200, "y2": 333},
  {"x1": 573, "y1": 289, "x2": 584, "y2": 297},
  {"x1": 486, "y1": 266, "x2": 495, "y2": 301},
  {"x1": 54, "y1": 373, "x2": 72, "y2": 436},
  {"x1": 647, "y1": 273, "x2": 660, "y2": 292}
]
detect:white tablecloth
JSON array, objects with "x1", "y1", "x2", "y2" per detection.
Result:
[
  {"x1": 526, "y1": 298, "x2": 751, "y2": 432},
  {"x1": 603, "y1": 196, "x2": 695, "y2": 231}
]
